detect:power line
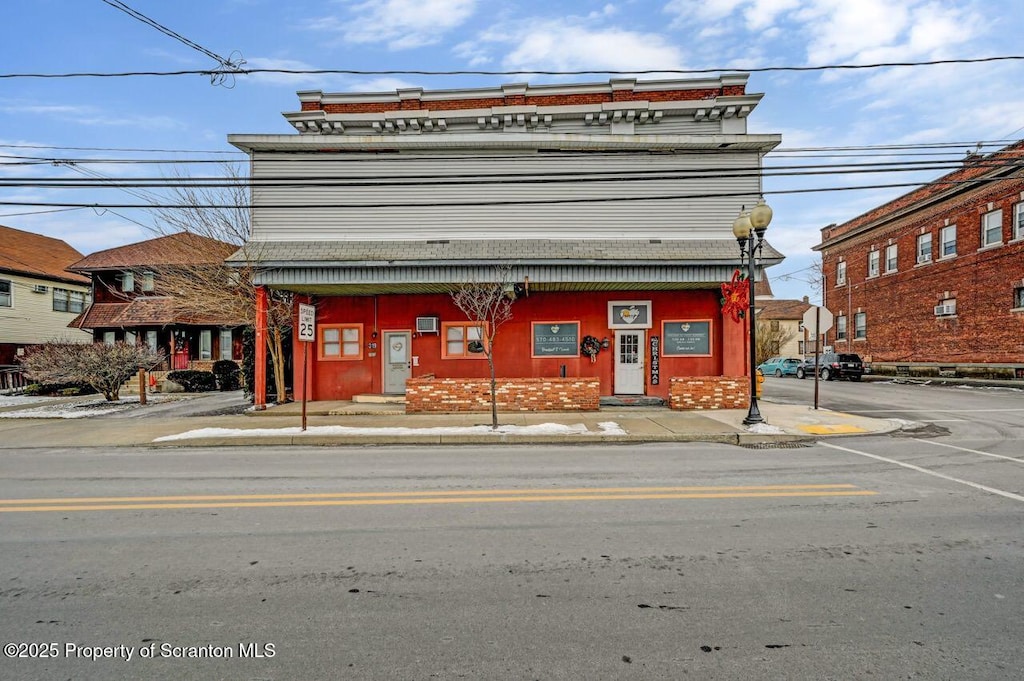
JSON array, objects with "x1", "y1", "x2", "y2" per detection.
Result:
[
  {"x1": 0, "y1": 143, "x2": 243, "y2": 154},
  {"x1": 99, "y1": 0, "x2": 245, "y2": 87},
  {"x1": 2, "y1": 55, "x2": 1022, "y2": 80},
  {"x1": 0, "y1": 175, "x2": 1016, "y2": 211}
]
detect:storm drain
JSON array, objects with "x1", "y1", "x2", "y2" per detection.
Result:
[{"x1": 739, "y1": 441, "x2": 814, "y2": 449}]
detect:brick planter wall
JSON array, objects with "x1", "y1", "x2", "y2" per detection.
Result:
[
  {"x1": 669, "y1": 376, "x2": 749, "y2": 410},
  {"x1": 406, "y1": 377, "x2": 600, "y2": 412}
]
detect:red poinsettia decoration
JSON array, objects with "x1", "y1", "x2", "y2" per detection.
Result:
[{"x1": 720, "y1": 269, "x2": 749, "y2": 323}]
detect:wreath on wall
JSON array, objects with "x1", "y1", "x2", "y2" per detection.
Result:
[{"x1": 580, "y1": 335, "x2": 602, "y2": 363}]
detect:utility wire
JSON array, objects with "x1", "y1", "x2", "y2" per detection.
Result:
[
  {"x1": 2, "y1": 54, "x2": 1023, "y2": 80},
  {"x1": 99, "y1": 0, "x2": 245, "y2": 87},
  {"x1": 0, "y1": 175, "x2": 1015, "y2": 211}
]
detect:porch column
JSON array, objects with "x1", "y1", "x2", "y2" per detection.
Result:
[{"x1": 255, "y1": 285, "x2": 268, "y2": 409}]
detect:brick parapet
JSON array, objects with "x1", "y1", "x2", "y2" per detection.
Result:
[
  {"x1": 668, "y1": 376, "x2": 748, "y2": 410},
  {"x1": 406, "y1": 377, "x2": 601, "y2": 412}
]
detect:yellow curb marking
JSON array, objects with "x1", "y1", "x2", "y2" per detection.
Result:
[
  {"x1": 0, "y1": 485, "x2": 876, "y2": 513},
  {"x1": 799, "y1": 424, "x2": 868, "y2": 435}
]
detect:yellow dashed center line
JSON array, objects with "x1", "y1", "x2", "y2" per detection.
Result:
[{"x1": 0, "y1": 485, "x2": 876, "y2": 513}]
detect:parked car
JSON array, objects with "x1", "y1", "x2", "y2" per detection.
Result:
[
  {"x1": 757, "y1": 356, "x2": 803, "y2": 377},
  {"x1": 796, "y1": 352, "x2": 865, "y2": 381}
]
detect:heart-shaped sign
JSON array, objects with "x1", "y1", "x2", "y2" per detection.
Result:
[{"x1": 619, "y1": 306, "x2": 640, "y2": 324}]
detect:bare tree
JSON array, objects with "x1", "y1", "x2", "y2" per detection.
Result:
[
  {"x1": 20, "y1": 342, "x2": 163, "y2": 402},
  {"x1": 755, "y1": 320, "x2": 797, "y2": 366},
  {"x1": 148, "y1": 164, "x2": 293, "y2": 403},
  {"x1": 450, "y1": 266, "x2": 516, "y2": 429}
]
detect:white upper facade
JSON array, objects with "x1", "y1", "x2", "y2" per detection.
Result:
[{"x1": 229, "y1": 75, "x2": 781, "y2": 244}]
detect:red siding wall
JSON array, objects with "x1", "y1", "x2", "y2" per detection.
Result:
[{"x1": 295, "y1": 289, "x2": 746, "y2": 401}]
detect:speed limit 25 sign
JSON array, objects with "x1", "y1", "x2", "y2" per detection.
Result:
[{"x1": 298, "y1": 303, "x2": 316, "y2": 342}]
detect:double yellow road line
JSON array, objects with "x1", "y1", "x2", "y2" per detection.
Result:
[{"x1": 0, "y1": 484, "x2": 875, "y2": 513}]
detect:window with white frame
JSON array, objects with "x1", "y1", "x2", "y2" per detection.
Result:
[
  {"x1": 885, "y1": 244, "x2": 898, "y2": 273},
  {"x1": 0, "y1": 279, "x2": 11, "y2": 307},
  {"x1": 1014, "y1": 203, "x2": 1024, "y2": 241},
  {"x1": 836, "y1": 314, "x2": 847, "y2": 340},
  {"x1": 940, "y1": 224, "x2": 957, "y2": 257},
  {"x1": 836, "y1": 261, "x2": 847, "y2": 286},
  {"x1": 916, "y1": 233, "x2": 932, "y2": 263},
  {"x1": 199, "y1": 330, "x2": 212, "y2": 360},
  {"x1": 854, "y1": 312, "x2": 866, "y2": 339},
  {"x1": 219, "y1": 329, "x2": 233, "y2": 360},
  {"x1": 103, "y1": 331, "x2": 116, "y2": 345},
  {"x1": 981, "y1": 209, "x2": 1002, "y2": 248},
  {"x1": 52, "y1": 288, "x2": 86, "y2": 313},
  {"x1": 867, "y1": 250, "x2": 879, "y2": 278},
  {"x1": 120, "y1": 271, "x2": 134, "y2": 292}
]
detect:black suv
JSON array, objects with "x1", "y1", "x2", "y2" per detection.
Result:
[{"x1": 796, "y1": 352, "x2": 865, "y2": 381}]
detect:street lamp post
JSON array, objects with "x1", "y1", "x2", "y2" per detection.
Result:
[{"x1": 732, "y1": 198, "x2": 773, "y2": 426}]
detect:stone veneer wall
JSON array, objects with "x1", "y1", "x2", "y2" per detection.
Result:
[
  {"x1": 669, "y1": 376, "x2": 748, "y2": 410},
  {"x1": 406, "y1": 377, "x2": 600, "y2": 412}
]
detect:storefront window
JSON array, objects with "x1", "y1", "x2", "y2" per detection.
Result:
[{"x1": 320, "y1": 324, "x2": 362, "y2": 360}]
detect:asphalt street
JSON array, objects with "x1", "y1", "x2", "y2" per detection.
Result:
[{"x1": 0, "y1": 380, "x2": 1022, "y2": 680}]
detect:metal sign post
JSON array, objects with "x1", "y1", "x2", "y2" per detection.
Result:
[
  {"x1": 298, "y1": 303, "x2": 316, "y2": 431},
  {"x1": 802, "y1": 306, "x2": 834, "y2": 410}
]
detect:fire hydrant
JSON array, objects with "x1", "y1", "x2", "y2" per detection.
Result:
[{"x1": 755, "y1": 368, "x2": 765, "y2": 398}]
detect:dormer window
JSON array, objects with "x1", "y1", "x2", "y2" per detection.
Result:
[
  {"x1": 141, "y1": 271, "x2": 155, "y2": 292},
  {"x1": 120, "y1": 271, "x2": 134, "y2": 292}
]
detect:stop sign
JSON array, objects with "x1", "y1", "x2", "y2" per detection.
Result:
[{"x1": 802, "y1": 305, "x2": 834, "y2": 335}]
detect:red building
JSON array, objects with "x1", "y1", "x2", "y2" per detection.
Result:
[
  {"x1": 68, "y1": 233, "x2": 245, "y2": 371},
  {"x1": 229, "y1": 76, "x2": 783, "y2": 405},
  {"x1": 815, "y1": 141, "x2": 1024, "y2": 378}
]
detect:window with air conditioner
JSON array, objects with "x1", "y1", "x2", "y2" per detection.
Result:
[
  {"x1": 934, "y1": 298, "x2": 957, "y2": 317},
  {"x1": 916, "y1": 233, "x2": 932, "y2": 263},
  {"x1": 416, "y1": 316, "x2": 439, "y2": 333}
]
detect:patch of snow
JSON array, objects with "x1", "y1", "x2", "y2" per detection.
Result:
[
  {"x1": 154, "y1": 421, "x2": 628, "y2": 442},
  {"x1": 0, "y1": 394, "x2": 182, "y2": 419},
  {"x1": 0, "y1": 394, "x2": 49, "y2": 407},
  {"x1": 597, "y1": 421, "x2": 627, "y2": 435},
  {"x1": 746, "y1": 422, "x2": 787, "y2": 434}
]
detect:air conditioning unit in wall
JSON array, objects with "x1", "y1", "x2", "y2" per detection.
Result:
[
  {"x1": 31, "y1": 285, "x2": 49, "y2": 293},
  {"x1": 934, "y1": 304, "x2": 956, "y2": 316},
  {"x1": 416, "y1": 316, "x2": 439, "y2": 333}
]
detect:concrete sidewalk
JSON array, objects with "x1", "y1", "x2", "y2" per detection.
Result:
[{"x1": 0, "y1": 392, "x2": 904, "y2": 448}]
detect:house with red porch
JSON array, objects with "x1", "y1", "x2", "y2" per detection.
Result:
[
  {"x1": 67, "y1": 233, "x2": 245, "y2": 371},
  {"x1": 228, "y1": 75, "x2": 783, "y2": 408}
]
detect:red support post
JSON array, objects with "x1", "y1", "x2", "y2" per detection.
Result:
[{"x1": 255, "y1": 285, "x2": 268, "y2": 410}]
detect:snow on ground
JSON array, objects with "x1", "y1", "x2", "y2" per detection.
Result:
[
  {"x1": 154, "y1": 421, "x2": 629, "y2": 442},
  {"x1": 0, "y1": 394, "x2": 49, "y2": 408},
  {"x1": 0, "y1": 394, "x2": 184, "y2": 419},
  {"x1": 745, "y1": 422, "x2": 787, "y2": 435}
]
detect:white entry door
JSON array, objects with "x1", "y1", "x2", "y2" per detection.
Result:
[
  {"x1": 383, "y1": 331, "x2": 411, "y2": 394},
  {"x1": 614, "y1": 330, "x2": 645, "y2": 394}
]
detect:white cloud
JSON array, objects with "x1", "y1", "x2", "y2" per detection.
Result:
[
  {"x1": 464, "y1": 16, "x2": 685, "y2": 75},
  {"x1": 243, "y1": 57, "x2": 329, "y2": 86},
  {"x1": 307, "y1": 0, "x2": 478, "y2": 50}
]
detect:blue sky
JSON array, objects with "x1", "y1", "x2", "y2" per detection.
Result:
[{"x1": 2, "y1": 0, "x2": 1023, "y2": 302}]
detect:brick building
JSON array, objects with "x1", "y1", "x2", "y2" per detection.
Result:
[
  {"x1": 814, "y1": 141, "x2": 1024, "y2": 379},
  {"x1": 228, "y1": 75, "x2": 783, "y2": 407}
]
